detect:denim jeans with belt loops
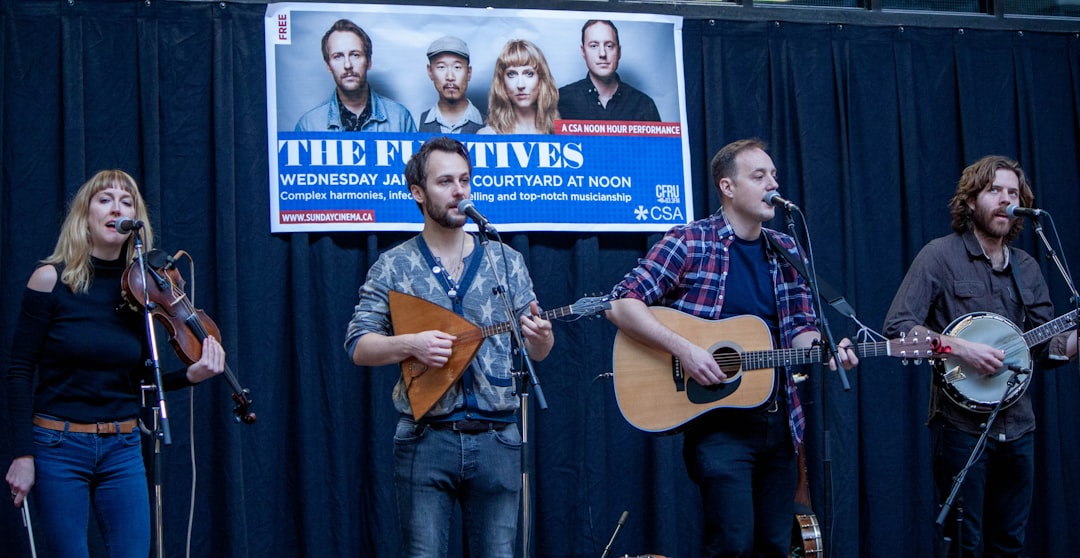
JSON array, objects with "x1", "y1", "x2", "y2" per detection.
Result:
[
  {"x1": 31, "y1": 421, "x2": 150, "y2": 558},
  {"x1": 393, "y1": 416, "x2": 522, "y2": 558}
]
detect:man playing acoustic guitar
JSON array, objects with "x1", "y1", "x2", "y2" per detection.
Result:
[
  {"x1": 345, "y1": 136, "x2": 554, "y2": 557},
  {"x1": 884, "y1": 155, "x2": 1077, "y2": 558},
  {"x1": 606, "y1": 138, "x2": 859, "y2": 557}
]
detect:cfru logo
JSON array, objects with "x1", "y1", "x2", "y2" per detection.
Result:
[{"x1": 655, "y1": 184, "x2": 680, "y2": 204}]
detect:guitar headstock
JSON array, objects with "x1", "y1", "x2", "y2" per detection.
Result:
[
  {"x1": 890, "y1": 325, "x2": 947, "y2": 365},
  {"x1": 568, "y1": 294, "x2": 613, "y2": 320}
]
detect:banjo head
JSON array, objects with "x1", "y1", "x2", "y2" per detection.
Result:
[{"x1": 935, "y1": 312, "x2": 1031, "y2": 412}]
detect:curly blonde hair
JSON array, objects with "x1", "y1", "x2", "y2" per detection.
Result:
[{"x1": 44, "y1": 170, "x2": 154, "y2": 293}]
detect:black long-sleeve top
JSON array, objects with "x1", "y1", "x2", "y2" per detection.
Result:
[{"x1": 5, "y1": 257, "x2": 191, "y2": 457}]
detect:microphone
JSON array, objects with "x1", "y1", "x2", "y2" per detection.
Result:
[
  {"x1": 599, "y1": 510, "x2": 629, "y2": 558},
  {"x1": 457, "y1": 199, "x2": 492, "y2": 230},
  {"x1": 145, "y1": 249, "x2": 175, "y2": 270},
  {"x1": 1007, "y1": 364, "x2": 1033, "y2": 375},
  {"x1": 1005, "y1": 204, "x2": 1045, "y2": 219},
  {"x1": 763, "y1": 191, "x2": 800, "y2": 212},
  {"x1": 114, "y1": 217, "x2": 144, "y2": 234}
]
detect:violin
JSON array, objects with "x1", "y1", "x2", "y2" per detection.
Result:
[{"x1": 121, "y1": 249, "x2": 256, "y2": 424}]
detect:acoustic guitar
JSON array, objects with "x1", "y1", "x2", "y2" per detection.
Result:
[
  {"x1": 611, "y1": 307, "x2": 939, "y2": 433},
  {"x1": 389, "y1": 290, "x2": 612, "y2": 420},
  {"x1": 935, "y1": 309, "x2": 1078, "y2": 412}
]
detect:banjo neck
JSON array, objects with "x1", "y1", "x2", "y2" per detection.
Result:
[{"x1": 1022, "y1": 309, "x2": 1079, "y2": 349}]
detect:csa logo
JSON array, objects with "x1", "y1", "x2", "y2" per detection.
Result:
[{"x1": 634, "y1": 205, "x2": 684, "y2": 221}]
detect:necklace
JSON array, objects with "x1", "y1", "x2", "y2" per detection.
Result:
[
  {"x1": 437, "y1": 234, "x2": 465, "y2": 280},
  {"x1": 431, "y1": 234, "x2": 468, "y2": 299}
]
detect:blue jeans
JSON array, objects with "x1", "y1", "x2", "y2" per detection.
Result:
[
  {"x1": 393, "y1": 417, "x2": 522, "y2": 558},
  {"x1": 683, "y1": 409, "x2": 797, "y2": 558},
  {"x1": 932, "y1": 419, "x2": 1034, "y2": 558},
  {"x1": 31, "y1": 422, "x2": 150, "y2": 558}
]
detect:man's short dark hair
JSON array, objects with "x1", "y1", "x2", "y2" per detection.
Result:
[
  {"x1": 321, "y1": 19, "x2": 372, "y2": 63},
  {"x1": 581, "y1": 20, "x2": 619, "y2": 46},
  {"x1": 710, "y1": 138, "x2": 768, "y2": 188},
  {"x1": 405, "y1": 136, "x2": 472, "y2": 197}
]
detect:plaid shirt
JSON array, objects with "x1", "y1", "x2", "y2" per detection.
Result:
[{"x1": 613, "y1": 211, "x2": 818, "y2": 448}]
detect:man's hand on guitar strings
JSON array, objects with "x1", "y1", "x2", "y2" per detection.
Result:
[
  {"x1": 829, "y1": 338, "x2": 859, "y2": 371},
  {"x1": 678, "y1": 343, "x2": 728, "y2": 385}
]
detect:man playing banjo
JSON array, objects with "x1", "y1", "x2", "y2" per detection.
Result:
[{"x1": 883, "y1": 155, "x2": 1077, "y2": 558}]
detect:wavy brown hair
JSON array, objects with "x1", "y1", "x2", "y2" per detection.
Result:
[
  {"x1": 948, "y1": 155, "x2": 1033, "y2": 244},
  {"x1": 43, "y1": 170, "x2": 154, "y2": 293},
  {"x1": 485, "y1": 40, "x2": 560, "y2": 134},
  {"x1": 321, "y1": 19, "x2": 372, "y2": 62}
]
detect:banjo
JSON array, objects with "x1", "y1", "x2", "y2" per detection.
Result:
[{"x1": 935, "y1": 309, "x2": 1078, "y2": 412}]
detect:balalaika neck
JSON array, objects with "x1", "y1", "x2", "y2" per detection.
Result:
[{"x1": 477, "y1": 305, "x2": 571, "y2": 338}]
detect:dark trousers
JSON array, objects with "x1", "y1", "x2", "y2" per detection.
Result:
[
  {"x1": 683, "y1": 409, "x2": 797, "y2": 558},
  {"x1": 932, "y1": 419, "x2": 1034, "y2": 558}
]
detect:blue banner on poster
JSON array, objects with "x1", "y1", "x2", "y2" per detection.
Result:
[{"x1": 266, "y1": 3, "x2": 690, "y2": 232}]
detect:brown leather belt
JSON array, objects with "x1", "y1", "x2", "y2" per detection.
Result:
[{"x1": 33, "y1": 416, "x2": 138, "y2": 435}]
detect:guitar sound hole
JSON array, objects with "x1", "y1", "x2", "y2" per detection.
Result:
[
  {"x1": 684, "y1": 347, "x2": 744, "y2": 404},
  {"x1": 713, "y1": 346, "x2": 742, "y2": 378}
]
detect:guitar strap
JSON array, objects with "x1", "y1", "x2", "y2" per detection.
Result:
[
  {"x1": 764, "y1": 232, "x2": 856, "y2": 318},
  {"x1": 1007, "y1": 246, "x2": 1031, "y2": 328}
]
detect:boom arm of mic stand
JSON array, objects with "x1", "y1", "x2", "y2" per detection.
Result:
[
  {"x1": 1030, "y1": 216, "x2": 1080, "y2": 306},
  {"x1": 784, "y1": 211, "x2": 850, "y2": 391}
]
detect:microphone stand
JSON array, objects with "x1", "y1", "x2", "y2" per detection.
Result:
[
  {"x1": 475, "y1": 225, "x2": 548, "y2": 558},
  {"x1": 599, "y1": 510, "x2": 629, "y2": 558},
  {"x1": 131, "y1": 229, "x2": 171, "y2": 558},
  {"x1": 782, "y1": 210, "x2": 850, "y2": 391},
  {"x1": 780, "y1": 207, "x2": 848, "y2": 558},
  {"x1": 1026, "y1": 211, "x2": 1080, "y2": 380},
  {"x1": 1028, "y1": 212, "x2": 1080, "y2": 309},
  {"x1": 935, "y1": 368, "x2": 1025, "y2": 558}
]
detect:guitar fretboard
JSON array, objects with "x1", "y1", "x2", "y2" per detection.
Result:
[{"x1": 718, "y1": 339, "x2": 934, "y2": 370}]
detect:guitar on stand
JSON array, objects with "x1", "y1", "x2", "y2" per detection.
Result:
[{"x1": 790, "y1": 445, "x2": 821, "y2": 557}]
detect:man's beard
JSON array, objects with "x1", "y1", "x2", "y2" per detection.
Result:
[
  {"x1": 972, "y1": 203, "x2": 1012, "y2": 239},
  {"x1": 426, "y1": 198, "x2": 465, "y2": 229},
  {"x1": 336, "y1": 72, "x2": 365, "y2": 93}
]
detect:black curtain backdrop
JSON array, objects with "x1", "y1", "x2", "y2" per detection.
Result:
[{"x1": 2, "y1": 2, "x2": 1079, "y2": 557}]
